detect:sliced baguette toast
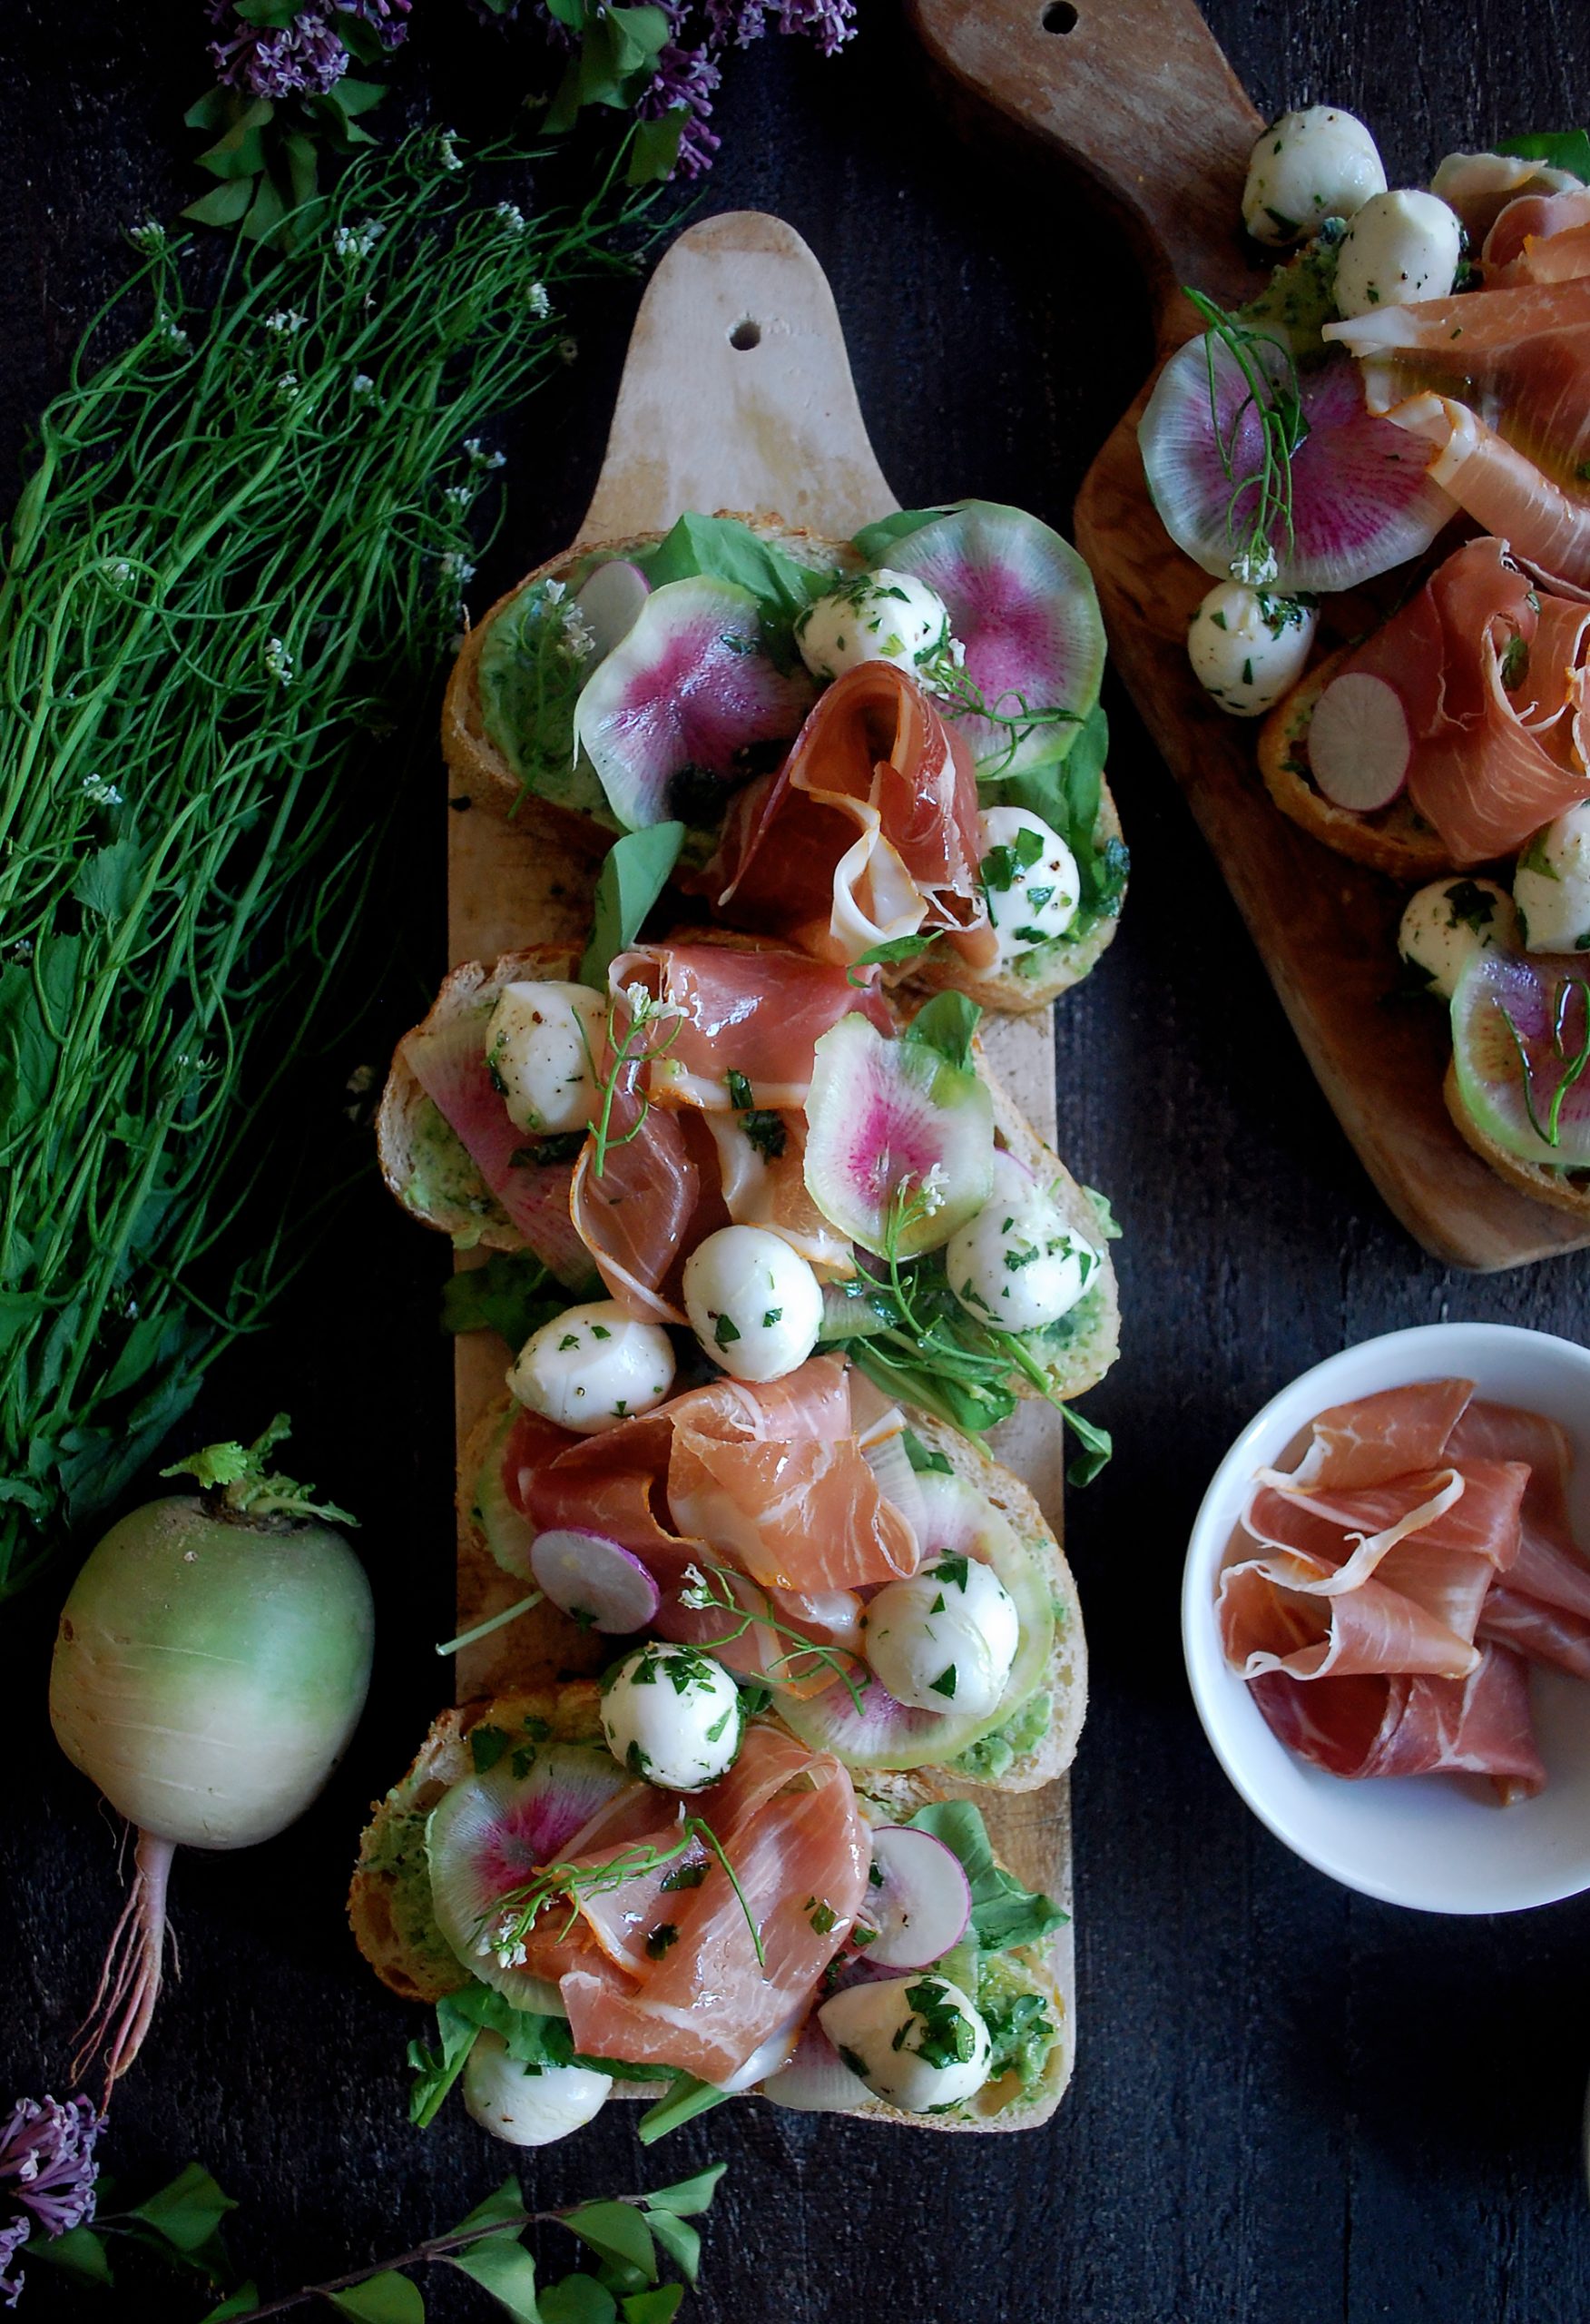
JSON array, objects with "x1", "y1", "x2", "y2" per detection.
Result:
[
  {"x1": 1258, "y1": 648, "x2": 1456, "y2": 880},
  {"x1": 445, "y1": 508, "x2": 1121, "y2": 1012},
  {"x1": 348, "y1": 1684, "x2": 1074, "y2": 2132},
  {"x1": 1442, "y1": 1058, "x2": 1590, "y2": 1218}
]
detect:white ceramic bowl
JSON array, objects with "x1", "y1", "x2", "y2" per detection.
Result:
[{"x1": 1183, "y1": 1322, "x2": 1590, "y2": 1915}]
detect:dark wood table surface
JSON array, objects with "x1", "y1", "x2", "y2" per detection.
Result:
[{"x1": 5, "y1": 4, "x2": 1590, "y2": 2318}]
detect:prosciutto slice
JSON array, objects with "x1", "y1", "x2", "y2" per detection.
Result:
[
  {"x1": 1325, "y1": 267, "x2": 1590, "y2": 593},
  {"x1": 700, "y1": 662, "x2": 997, "y2": 972},
  {"x1": 1320, "y1": 537, "x2": 1590, "y2": 862},
  {"x1": 610, "y1": 940, "x2": 890, "y2": 1111},
  {"x1": 1483, "y1": 190, "x2": 1590, "y2": 286},
  {"x1": 558, "y1": 1725, "x2": 869, "y2": 2082},
  {"x1": 1222, "y1": 1378, "x2": 1581, "y2": 1798}
]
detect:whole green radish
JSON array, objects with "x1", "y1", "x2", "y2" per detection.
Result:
[{"x1": 50, "y1": 1416, "x2": 373, "y2": 2100}]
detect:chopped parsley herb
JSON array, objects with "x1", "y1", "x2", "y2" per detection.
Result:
[
  {"x1": 806, "y1": 1896, "x2": 839, "y2": 1935},
  {"x1": 704, "y1": 1701, "x2": 737, "y2": 1742},
  {"x1": 739, "y1": 1108, "x2": 787, "y2": 1161},
  {"x1": 469, "y1": 1724, "x2": 511, "y2": 1773},
  {"x1": 625, "y1": 1739, "x2": 652, "y2": 1777},
  {"x1": 644, "y1": 1923, "x2": 680, "y2": 1958},
  {"x1": 932, "y1": 1555, "x2": 970, "y2": 1591},
  {"x1": 486, "y1": 1055, "x2": 509, "y2": 1098},
  {"x1": 898, "y1": 1980, "x2": 977, "y2": 2070},
  {"x1": 713, "y1": 1313, "x2": 741, "y2": 1348},
  {"x1": 928, "y1": 1663, "x2": 958, "y2": 1699},
  {"x1": 726, "y1": 1069, "x2": 754, "y2": 1110},
  {"x1": 838, "y1": 2044, "x2": 870, "y2": 2081},
  {"x1": 902, "y1": 1430, "x2": 953, "y2": 1476},
  {"x1": 930, "y1": 1591, "x2": 947, "y2": 1614},
  {"x1": 1500, "y1": 632, "x2": 1530, "y2": 690},
  {"x1": 661, "y1": 1859, "x2": 709, "y2": 1893},
  {"x1": 558, "y1": 1333, "x2": 580, "y2": 1351},
  {"x1": 852, "y1": 1921, "x2": 878, "y2": 1947},
  {"x1": 1442, "y1": 880, "x2": 1499, "y2": 933},
  {"x1": 868, "y1": 1860, "x2": 885, "y2": 1888},
  {"x1": 590, "y1": 1323, "x2": 612, "y2": 1341},
  {"x1": 762, "y1": 1307, "x2": 782, "y2": 1328}
]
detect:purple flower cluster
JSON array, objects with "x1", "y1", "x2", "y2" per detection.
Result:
[
  {"x1": 209, "y1": 0, "x2": 412, "y2": 103},
  {"x1": 0, "y1": 2097, "x2": 102, "y2": 2309},
  {"x1": 704, "y1": 0, "x2": 857, "y2": 57},
  {"x1": 633, "y1": 0, "x2": 855, "y2": 176},
  {"x1": 641, "y1": 35, "x2": 723, "y2": 179}
]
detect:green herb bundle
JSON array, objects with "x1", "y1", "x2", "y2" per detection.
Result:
[{"x1": 0, "y1": 127, "x2": 648, "y2": 1597}]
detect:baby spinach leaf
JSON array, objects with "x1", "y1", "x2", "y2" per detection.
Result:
[
  {"x1": 905, "y1": 1799, "x2": 1066, "y2": 1954},
  {"x1": 1498, "y1": 129, "x2": 1590, "y2": 182},
  {"x1": 580, "y1": 822, "x2": 685, "y2": 986}
]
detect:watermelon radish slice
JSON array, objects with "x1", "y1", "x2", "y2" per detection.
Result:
[
  {"x1": 1307, "y1": 672, "x2": 1410, "y2": 811},
  {"x1": 778, "y1": 1471, "x2": 1054, "y2": 1770},
  {"x1": 574, "y1": 559, "x2": 649, "y2": 661},
  {"x1": 858, "y1": 1827, "x2": 972, "y2": 1968},
  {"x1": 427, "y1": 1743, "x2": 629, "y2": 2004},
  {"x1": 530, "y1": 1529, "x2": 661, "y2": 1634},
  {"x1": 803, "y1": 1013, "x2": 993, "y2": 1257},
  {"x1": 1450, "y1": 948, "x2": 1590, "y2": 1167},
  {"x1": 403, "y1": 1009, "x2": 592, "y2": 1285},
  {"x1": 573, "y1": 576, "x2": 813, "y2": 832},
  {"x1": 1138, "y1": 338, "x2": 1453, "y2": 592},
  {"x1": 760, "y1": 2012, "x2": 876, "y2": 2112},
  {"x1": 859, "y1": 501, "x2": 1105, "y2": 774},
  {"x1": 471, "y1": 1404, "x2": 535, "y2": 1580}
]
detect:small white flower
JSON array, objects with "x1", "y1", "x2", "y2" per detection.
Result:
[
  {"x1": 7, "y1": 938, "x2": 34, "y2": 961},
  {"x1": 274, "y1": 371, "x2": 300, "y2": 401},
  {"x1": 157, "y1": 312, "x2": 191, "y2": 355},
  {"x1": 680, "y1": 1563, "x2": 716, "y2": 1612},
  {"x1": 437, "y1": 128, "x2": 462, "y2": 172},
  {"x1": 81, "y1": 774, "x2": 123, "y2": 808},
  {"x1": 107, "y1": 559, "x2": 134, "y2": 586},
  {"x1": 351, "y1": 372, "x2": 377, "y2": 400},
  {"x1": 333, "y1": 218, "x2": 385, "y2": 262},
  {"x1": 130, "y1": 219, "x2": 166, "y2": 253},
  {"x1": 495, "y1": 202, "x2": 526, "y2": 233},
  {"x1": 563, "y1": 609, "x2": 596, "y2": 659},
  {"x1": 264, "y1": 308, "x2": 306, "y2": 335},
  {"x1": 527, "y1": 280, "x2": 551, "y2": 318},
  {"x1": 543, "y1": 577, "x2": 567, "y2": 604},
  {"x1": 462, "y1": 437, "x2": 506, "y2": 472},
  {"x1": 1232, "y1": 546, "x2": 1279, "y2": 588},
  {"x1": 443, "y1": 484, "x2": 472, "y2": 509},
  {"x1": 263, "y1": 635, "x2": 295, "y2": 685},
  {"x1": 918, "y1": 1163, "x2": 949, "y2": 1216},
  {"x1": 441, "y1": 552, "x2": 476, "y2": 586}
]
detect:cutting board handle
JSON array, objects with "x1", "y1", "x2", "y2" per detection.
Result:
[
  {"x1": 578, "y1": 211, "x2": 898, "y2": 545},
  {"x1": 908, "y1": 0, "x2": 1263, "y2": 334}
]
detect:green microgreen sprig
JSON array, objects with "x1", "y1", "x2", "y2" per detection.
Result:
[
  {"x1": 1184, "y1": 286, "x2": 1309, "y2": 587},
  {"x1": 1499, "y1": 974, "x2": 1590, "y2": 1148},
  {"x1": 679, "y1": 1562, "x2": 868, "y2": 1711},
  {"x1": 919, "y1": 654, "x2": 1080, "y2": 778},
  {"x1": 585, "y1": 984, "x2": 688, "y2": 1179}
]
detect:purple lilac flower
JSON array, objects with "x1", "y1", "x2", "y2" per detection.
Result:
[
  {"x1": 208, "y1": 3, "x2": 350, "y2": 100},
  {"x1": 0, "y1": 2098, "x2": 102, "y2": 2239},
  {"x1": 642, "y1": 40, "x2": 722, "y2": 178},
  {"x1": 340, "y1": 0, "x2": 413, "y2": 45},
  {"x1": 0, "y1": 2216, "x2": 25, "y2": 2312},
  {"x1": 703, "y1": 0, "x2": 856, "y2": 52}
]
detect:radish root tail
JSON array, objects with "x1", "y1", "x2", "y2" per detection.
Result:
[{"x1": 72, "y1": 1828, "x2": 175, "y2": 2107}]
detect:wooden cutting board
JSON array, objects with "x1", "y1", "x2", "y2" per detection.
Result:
[
  {"x1": 910, "y1": 0, "x2": 1590, "y2": 1274},
  {"x1": 444, "y1": 211, "x2": 1077, "y2": 2105}
]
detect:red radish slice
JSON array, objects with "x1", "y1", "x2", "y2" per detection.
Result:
[
  {"x1": 573, "y1": 576, "x2": 812, "y2": 832},
  {"x1": 862, "y1": 501, "x2": 1106, "y2": 772},
  {"x1": 1139, "y1": 339, "x2": 1453, "y2": 593},
  {"x1": 402, "y1": 1009, "x2": 591, "y2": 1284},
  {"x1": 802, "y1": 1012, "x2": 993, "y2": 1256},
  {"x1": 529, "y1": 1528, "x2": 661, "y2": 1634},
  {"x1": 1307, "y1": 671, "x2": 1411, "y2": 811},
  {"x1": 575, "y1": 559, "x2": 649, "y2": 660},
  {"x1": 859, "y1": 1827, "x2": 972, "y2": 1967},
  {"x1": 427, "y1": 1743, "x2": 629, "y2": 2004}
]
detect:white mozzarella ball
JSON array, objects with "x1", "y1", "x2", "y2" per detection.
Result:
[
  {"x1": 1515, "y1": 805, "x2": 1590, "y2": 954},
  {"x1": 463, "y1": 2031, "x2": 611, "y2": 2147},
  {"x1": 682, "y1": 1224, "x2": 822, "y2": 1383},
  {"x1": 976, "y1": 806, "x2": 1082, "y2": 967},
  {"x1": 863, "y1": 1555, "x2": 1019, "y2": 1719},
  {"x1": 1398, "y1": 878, "x2": 1518, "y2": 999},
  {"x1": 947, "y1": 1151, "x2": 1099, "y2": 1334},
  {"x1": 819, "y1": 1974, "x2": 992, "y2": 2112},
  {"x1": 507, "y1": 1299, "x2": 674, "y2": 1434},
  {"x1": 1334, "y1": 190, "x2": 1464, "y2": 320},
  {"x1": 600, "y1": 1642, "x2": 744, "y2": 1791},
  {"x1": 485, "y1": 980, "x2": 605, "y2": 1136},
  {"x1": 1242, "y1": 106, "x2": 1387, "y2": 244},
  {"x1": 1187, "y1": 583, "x2": 1318, "y2": 718},
  {"x1": 796, "y1": 568, "x2": 957, "y2": 684}
]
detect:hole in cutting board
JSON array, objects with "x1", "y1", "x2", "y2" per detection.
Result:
[
  {"x1": 729, "y1": 318, "x2": 761, "y2": 350},
  {"x1": 1040, "y1": 1, "x2": 1078, "y2": 26}
]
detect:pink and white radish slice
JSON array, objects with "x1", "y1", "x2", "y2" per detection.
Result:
[
  {"x1": 1306, "y1": 670, "x2": 1411, "y2": 810},
  {"x1": 1139, "y1": 337, "x2": 1453, "y2": 593},
  {"x1": 573, "y1": 576, "x2": 813, "y2": 831},
  {"x1": 856, "y1": 1827, "x2": 973, "y2": 1968},
  {"x1": 861, "y1": 501, "x2": 1106, "y2": 773},
  {"x1": 802, "y1": 1011, "x2": 993, "y2": 1256}
]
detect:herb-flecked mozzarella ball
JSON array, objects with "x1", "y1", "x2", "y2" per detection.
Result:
[
  {"x1": 463, "y1": 2031, "x2": 612, "y2": 2147},
  {"x1": 1187, "y1": 582, "x2": 1318, "y2": 718},
  {"x1": 1242, "y1": 106, "x2": 1387, "y2": 244},
  {"x1": 863, "y1": 1555, "x2": 1019, "y2": 1719},
  {"x1": 795, "y1": 568, "x2": 956, "y2": 684},
  {"x1": 682, "y1": 1225, "x2": 823, "y2": 1383},
  {"x1": 820, "y1": 1974, "x2": 992, "y2": 2112},
  {"x1": 599, "y1": 1642, "x2": 744, "y2": 1791},
  {"x1": 1514, "y1": 805, "x2": 1590, "y2": 955},
  {"x1": 484, "y1": 980, "x2": 605, "y2": 1136},
  {"x1": 976, "y1": 806, "x2": 1082, "y2": 968},
  {"x1": 1398, "y1": 877, "x2": 1518, "y2": 999},
  {"x1": 507, "y1": 1300, "x2": 674, "y2": 1434},
  {"x1": 947, "y1": 1152, "x2": 1099, "y2": 1334},
  {"x1": 1333, "y1": 190, "x2": 1464, "y2": 320}
]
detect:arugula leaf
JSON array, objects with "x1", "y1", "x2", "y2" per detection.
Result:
[
  {"x1": 850, "y1": 929, "x2": 943, "y2": 969},
  {"x1": 636, "y1": 2073, "x2": 733, "y2": 2145},
  {"x1": 1061, "y1": 1403, "x2": 1113, "y2": 1489},
  {"x1": 850, "y1": 507, "x2": 957, "y2": 560},
  {"x1": 410, "y1": 1985, "x2": 675, "y2": 2127},
  {"x1": 441, "y1": 1249, "x2": 569, "y2": 1349},
  {"x1": 901, "y1": 1427, "x2": 953, "y2": 1475},
  {"x1": 980, "y1": 704, "x2": 1126, "y2": 940},
  {"x1": 904, "y1": 1800, "x2": 1066, "y2": 1954},
  {"x1": 629, "y1": 514, "x2": 837, "y2": 632},
  {"x1": 901, "y1": 990, "x2": 980, "y2": 1072},
  {"x1": 580, "y1": 822, "x2": 685, "y2": 986},
  {"x1": 1498, "y1": 129, "x2": 1590, "y2": 182}
]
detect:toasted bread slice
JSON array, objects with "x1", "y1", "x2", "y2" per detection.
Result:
[
  {"x1": 456, "y1": 1394, "x2": 1086, "y2": 1796},
  {"x1": 1442, "y1": 1058, "x2": 1590, "y2": 1217},
  {"x1": 375, "y1": 942, "x2": 584, "y2": 1254},
  {"x1": 1258, "y1": 649, "x2": 1455, "y2": 880},
  {"x1": 348, "y1": 1685, "x2": 1074, "y2": 2131}
]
